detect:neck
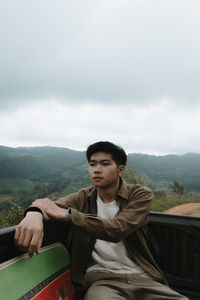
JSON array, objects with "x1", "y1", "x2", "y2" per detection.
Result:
[{"x1": 97, "y1": 178, "x2": 120, "y2": 204}]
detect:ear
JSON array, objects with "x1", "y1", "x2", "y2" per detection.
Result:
[{"x1": 118, "y1": 165, "x2": 125, "y2": 176}]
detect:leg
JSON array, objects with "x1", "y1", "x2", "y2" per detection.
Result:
[
  {"x1": 84, "y1": 279, "x2": 125, "y2": 300},
  {"x1": 125, "y1": 275, "x2": 189, "y2": 300},
  {"x1": 141, "y1": 282, "x2": 189, "y2": 300},
  {"x1": 84, "y1": 272, "x2": 132, "y2": 300},
  {"x1": 83, "y1": 272, "x2": 189, "y2": 300}
]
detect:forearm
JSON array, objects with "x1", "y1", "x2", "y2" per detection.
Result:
[
  {"x1": 30, "y1": 198, "x2": 69, "y2": 221},
  {"x1": 70, "y1": 197, "x2": 152, "y2": 242}
]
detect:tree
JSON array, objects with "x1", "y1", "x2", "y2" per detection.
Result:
[
  {"x1": 123, "y1": 167, "x2": 145, "y2": 185},
  {"x1": 153, "y1": 190, "x2": 167, "y2": 199},
  {"x1": 0, "y1": 205, "x2": 24, "y2": 229},
  {"x1": 171, "y1": 180, "x2": 185, "y2": 198}
]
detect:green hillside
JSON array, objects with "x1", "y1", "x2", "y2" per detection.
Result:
[
  {"x1": 127, "y1": 153, "x2": 200, "y2": 191},
  {"x1": 0, "y1": 146, "x2": 90, "y2": 210},
  {"x1": 0, "y1": 145, "x2": 200, "y2": 211},
  {"x1": 0, "y1": 145, "x2": 200, "y2": 228}
]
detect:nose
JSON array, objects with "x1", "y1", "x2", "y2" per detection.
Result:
[{"x1": 94, "y1": 164, "x2": 102, "y2": 173}]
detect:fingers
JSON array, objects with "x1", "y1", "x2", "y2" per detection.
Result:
[
  {"x1": 14, "y1": 222, "x2": 27, "y2": 247},
  {"x1": 14, "y1": 213, "x2": 44, "y2": 257},
  {"x1": 28, "y1": 227, "x2": 43, "y2": 257},
  {"x1": 28, "y1": 236, "x2": 39, "y2": 257},
  {"x1": 31, "y1": 198, "x2": 51, "y2": 208},
  {"x1": 14, "y1": 226, "x2": 27, "y2": 252},
  {"x1": 31, "y1": 199, "x2": 41, "y2": 206},
  {"x1": 15, "y1": 228, "x2": 43, "y2": 257},
  {"x1": 14, "y1": 225, "x2": 20, "y2": 244},
  {"x1": 23, "y1": 230, "x2": 35, "y2": 256},
  {"x1": 36, "y1": 231, "x2": 44, "y2": 255},
  {"x1": 14, "y1": 227, "x2": 31, "y2": 254}
]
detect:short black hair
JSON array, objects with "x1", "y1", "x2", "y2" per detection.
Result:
[{"x1": 86, "y1": 141, "x2": 127, "y2": 166}]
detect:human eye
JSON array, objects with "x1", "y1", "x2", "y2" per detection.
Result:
[{"x1": 103, "y1": 162, "x2": 110, "y2": 166}]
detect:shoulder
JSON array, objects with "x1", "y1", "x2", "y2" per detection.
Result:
[
  {"x1": 70, "y1": 186, "x2": 96, "y2": 212},
  {"x1": 127, "y1": 183, "x2": 153, "y2": 201},
  {"x1": 69, "y1": 185, "x2": 97, "y2": 203},
  {"x1": 118, "y1": 178, "x2": 153, "y2": 201},
  {"x1": 78, "y1": 185, "x2": 96, "y2": 197},
  {"x1": 127, "y1": 183, "x2": 152, "y2": 193},
  {"x1": 55, "y1": 185, "x2": 96, "y2": 212},
  {"x1": 67, "y1": 186, "x2": 96, "y2": 202}
]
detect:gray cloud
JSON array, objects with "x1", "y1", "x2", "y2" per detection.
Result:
[
  {"x1": 0, "y1": 0, "x2": 200, "y2": 111},
  {"x1": 0, "y1": 100, "x2": 200, "y2": 155},
  {"x1": 0, "y1": 0, "x2": 200, "y2": 155}
]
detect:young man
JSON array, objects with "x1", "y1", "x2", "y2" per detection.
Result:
[{"x1": 15, "y1": 141, "x2": 188, "y2": 300}]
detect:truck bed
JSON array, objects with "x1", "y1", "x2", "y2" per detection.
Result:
[{"x1": 0, "y1": 212, "x2": 200, "y2": 300}]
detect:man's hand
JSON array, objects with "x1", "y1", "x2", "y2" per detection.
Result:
[
  {"x1": 31, "y1": 198, "x2": 67, "y2": 221},
  {"x1": 14, "y1": 212, "x2": 44, "y2": 257},
  {"x1": 14, "y1": 198, "x2": 68, "y2": 256}
]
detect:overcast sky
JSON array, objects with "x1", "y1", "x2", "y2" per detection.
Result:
[{"x1": 0, "y1": 0, "x2": 200, "y2": 155}]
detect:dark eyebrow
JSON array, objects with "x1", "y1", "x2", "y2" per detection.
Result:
[{"x1": 89, "y1": 159, "x2": 112, "y2": 163}]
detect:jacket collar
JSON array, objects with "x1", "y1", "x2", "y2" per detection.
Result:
[
  {"x1": 87, "y1": 176, "x2": 128, "y2": 201},
  {"x1": 117, "y1": 177, "x2": 129, "y2": 200}
]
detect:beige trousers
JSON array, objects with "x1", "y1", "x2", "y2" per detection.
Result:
[{"x1": 84, "y1": 272, "x2": 188, "y2": 300}]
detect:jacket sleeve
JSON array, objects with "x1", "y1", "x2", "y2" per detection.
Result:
[
  {"x1": 54, "y1": 192, "x2": 81, "y2": 210},
  {"x1": 69, "y1": 186, "x2": 153, "y2": 243},
  {"x1": 30, "y1": 192, "x2": 82, "y2": 221}
]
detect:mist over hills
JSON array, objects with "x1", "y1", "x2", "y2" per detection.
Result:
[
  {"x1": 127, "y1": 152, "x2": 200, "y2": 191},
  {"x1": 0, "y1": 146, "x2": 200, "y2": 197}
]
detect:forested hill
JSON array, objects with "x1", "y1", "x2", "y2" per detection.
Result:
[
  {"x1": 127, "y1": 153, "x2": 200, "y2": 191},
  {"x1": 0, "y1": 146, "x2": 200, "y2": 197},
  {"x1": 0, "y1": 146, "x2": 87, "y2": 181}
]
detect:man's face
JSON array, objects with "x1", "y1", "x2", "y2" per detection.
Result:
[{"x1": 88, "y1": 152, "x2": 124, "y2": 188}]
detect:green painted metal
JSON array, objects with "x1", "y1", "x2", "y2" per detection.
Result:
[{"x1": 0, "y1": 243, "x2": 70, "y2": 300}]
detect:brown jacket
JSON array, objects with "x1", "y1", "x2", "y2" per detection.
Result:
[{"x1": 51, "y1": 178, "x2": 166, "y2": 298}]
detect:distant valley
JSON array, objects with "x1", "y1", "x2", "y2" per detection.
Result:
[{"x1": 0, "y1": 145, "x2": 200, "y2": 211}]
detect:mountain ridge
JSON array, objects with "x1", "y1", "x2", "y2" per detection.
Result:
[{"x1": 0, "y1": 146, "x2": 200, "y2": 193}]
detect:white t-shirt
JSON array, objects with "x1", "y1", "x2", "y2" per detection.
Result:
[{"x1": 87, "y1": 194, "x2": 151, "y2": 279}]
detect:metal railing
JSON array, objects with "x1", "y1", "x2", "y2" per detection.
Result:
[{"x1": 148, "y1": 212, "x2": 200, "y2": 300}]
